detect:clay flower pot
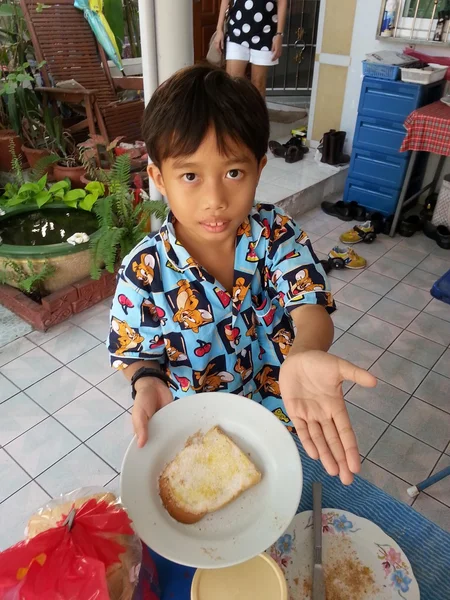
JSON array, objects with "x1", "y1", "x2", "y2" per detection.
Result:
[
  {"x1": 21, "y1": 145, "x2": 52, "y2": 170},
  {"x1": 53, "y1": 163, "x2": 86, "y2": 188}
]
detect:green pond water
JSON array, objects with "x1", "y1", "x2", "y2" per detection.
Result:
[{"x1": 0, "y1": 209, "x2": 98, "y2": 246}]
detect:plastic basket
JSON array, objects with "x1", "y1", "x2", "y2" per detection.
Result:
[
  {"x1": 362, "y1": 61, "x2": 400, "y2": 80},
  {"x1": 400, "y1": 64, "x2": 447, "y2": 85},
  {"x1": 431, "y1": 269, "x2": 450, "y2": 306}
]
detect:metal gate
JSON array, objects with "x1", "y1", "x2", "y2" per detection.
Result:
[{"x1": 266, "y1": 0, "x2": 321, "y2": 96}]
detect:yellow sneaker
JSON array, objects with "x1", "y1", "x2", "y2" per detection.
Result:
[
  {"x1": 339, "y1": 221, "x2": 376, "y2": 245},
  {"x1": 328, "y1": 246, "x2": 367, "y2": 270}
]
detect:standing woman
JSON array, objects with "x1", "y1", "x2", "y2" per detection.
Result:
[{"x1": 214, "y1": 0, "x2": 288, "y2": 97}]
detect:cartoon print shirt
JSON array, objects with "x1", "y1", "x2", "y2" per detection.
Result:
[{"x1": 108, "y1": 203, "x2": 335, "y2": 428}]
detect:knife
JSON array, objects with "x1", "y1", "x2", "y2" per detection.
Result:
[{"x1": 312, "y1": 482, "x2": 325, "y2": 600}]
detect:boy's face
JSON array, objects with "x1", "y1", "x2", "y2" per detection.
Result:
[{"x1": 148, "y1": 128, "x2": 267, "y2": 244}]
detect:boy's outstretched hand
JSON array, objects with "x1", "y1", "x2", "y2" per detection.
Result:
[
  {"x1": 279, "y1": 349, "x2": 377, "y2": 486},
  {"x1": 132, "y1": 377, "x2": 173, "y2": 448}
]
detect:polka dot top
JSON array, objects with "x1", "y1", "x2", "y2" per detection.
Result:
[{"x1": 227, "y1": 0, "x2": 278, "y2": 51}]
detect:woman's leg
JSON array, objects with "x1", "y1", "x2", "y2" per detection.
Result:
[
  {"x1": 226, "y1": 60, "x2": 248, "y2": 78},
  {"x1": 250, "y1": 64, "x2": 269, "y2": 98}
]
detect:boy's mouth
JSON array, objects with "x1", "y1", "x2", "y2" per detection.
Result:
[{"x1": 200, "y1": 221, "x2": 229, "y2": 233}]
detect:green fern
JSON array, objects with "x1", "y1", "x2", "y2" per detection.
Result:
[
  {"x1": 9, "y1": 139, "x2": 25, "y2": 186},
  {"x1": 89, "y1": 153, "x2": 169, "y2": 279},
  {"x1": 31, "y1": 154, "x2": 59, "y2": 181},
  {"x1": 0, "y1": 259, "x2": 55, "y2": 295}
]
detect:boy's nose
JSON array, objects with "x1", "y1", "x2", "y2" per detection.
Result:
[{"x1": 203, "y1": 181, "x2": 228, "y2": 211}]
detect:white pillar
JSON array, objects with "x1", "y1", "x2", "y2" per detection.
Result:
[
  {"x1": 137, "y1": 0, "x2": 158, "y2": 104},
  {"x1": 154, "y1": 0, "x2": 194, "y2": 83},
  {"x1": 138, "y1": 0, "x2": 162, "y2": 225}
]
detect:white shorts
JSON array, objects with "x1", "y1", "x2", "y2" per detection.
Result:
[{"x1": 226, "y1": 41, "x2": 278, "y2": 66}]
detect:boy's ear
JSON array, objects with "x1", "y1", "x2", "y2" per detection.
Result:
[
  {"x1": 257, "y1": 155, "x2": 268, "y2": 178},
  {"x1": 147, "y1": 164, "x2": 167, "y2": 197}
]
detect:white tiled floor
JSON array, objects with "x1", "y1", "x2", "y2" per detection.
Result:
[{"x1": 1, "y1": 208, "x2": 450, "y2": 549}]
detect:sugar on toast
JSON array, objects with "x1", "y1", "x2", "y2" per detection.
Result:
[{"x1": 159, "y1": 426, "x2": 262, "y2": 524}]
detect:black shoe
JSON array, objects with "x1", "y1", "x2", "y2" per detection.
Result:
[
  {"x1": 423, "y1": 221, "x2": 450, "y2": 249},
  {"x1": 320, "y1": 131, "x2": 333, "y2": 164},
  {"x1": 437, "y1": 225, "x2": 450, "y2": 249},
  {"x1": 370, "y1": 212, "x2": 385, "y2": 234},
  {"x1": 328, "y1": 131, "x2": 350, "y2": 166},
  {"x1": 285, "y1": 145, "x2": 304, "y2": 163},
  {"x1": 399, "y1": 215, "x2": 422, "y2": 237}
]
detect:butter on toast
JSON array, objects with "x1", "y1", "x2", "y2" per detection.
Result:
[{"x1": 159, "y1": 426, "x2": 262, "y2": 524}]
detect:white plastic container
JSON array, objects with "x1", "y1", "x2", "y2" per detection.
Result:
[{"x1": 400, "y1": 63, "x2": 447, "y2": 85}]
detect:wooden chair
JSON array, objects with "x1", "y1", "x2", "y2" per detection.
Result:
[{"x1": 20, "y1": 0, "x2": 144, "y2": 143}]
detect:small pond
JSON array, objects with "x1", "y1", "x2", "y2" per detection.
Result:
[{"x1": 0, "y1": 209, "x2": 98, "y2": 246}]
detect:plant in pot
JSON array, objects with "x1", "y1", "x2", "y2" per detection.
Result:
[
  {"x1": 0, "y1": 142, "x2": 104, "y2": 211},
  {"x1": 89, "y1": 153, "x2": 168, "y2": 279},
  {"x1": 48, "y1": 118, "x2": 86, "y2": 187},
  {"x1": 0, "y1": 1, "x2": 37, "y2": 170},
  {"x1": 0, "y1": 259, "x2": 55, "y2": 303},
  {"x1": 78, "y1": 134, "x2": 125, "y2": 187}
]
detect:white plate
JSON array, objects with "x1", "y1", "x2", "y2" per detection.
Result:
[
  {"x1": 267, "y1": 509, "x2": 420, "y2": 600},
  {"x1": 121, "y1": 392, "x2": 302, "y2": 569}
]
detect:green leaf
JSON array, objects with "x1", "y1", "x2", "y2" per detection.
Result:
[
  {"x1": 64, "y1": 200, "x2": 78, "y2": 208},
  {"x1": 36, "y1": 174, "x2": 48, "y2": 192},
  {"x1": 37, "y1": 61, "x2": 47, "y2": 69},
  {"x1": 53, "y1": 189, "x2": 65, "y2": 200},
  {"x1": 64, "y1": 189, "x2": 86, "y2": 202},
  {"x1": 85, "y1": 181, "x2": 105, "y2": 196},
  {"x1": 49, "y1": 180, "x2": 70, "y2": 194},
  {"x1": 0, "y1": 5, "x2": 15, "y2": 16},
  {"x1": 18, "y1": 182, "x2": 39, "y2": 195},
  {"x1": 6, "y1": 196, "x2": 27, "y2": 207},
  {"x1": 78, "y1": 192, "x2": 98, "y2": 211},
  {"x1": 16, "y1": 74, "x2": 32, "y2": 83},
  {"x1": 35, "y1": 191, "x2": 52, "y2": 208}
]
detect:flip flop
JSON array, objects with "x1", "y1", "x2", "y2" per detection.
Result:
[{"x1": 285, "y1": 145, "x2": 304, "y2": 163}]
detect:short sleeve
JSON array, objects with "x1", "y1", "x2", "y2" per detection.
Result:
[
  {"x1": 266, "y1": 210, "x2": 335, "y2": 315},
  {"x1": 107, "y1": 265, "x2": 166, "y2": 371}
]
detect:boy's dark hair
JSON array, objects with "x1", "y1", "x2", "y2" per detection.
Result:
[{"x1": 142, "y1": 65, "x2": 269, "y2": 168}]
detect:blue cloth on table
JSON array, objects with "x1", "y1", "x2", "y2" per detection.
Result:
[{"x1": 145, "y1": 436, "x2": 450, "y2": 600}]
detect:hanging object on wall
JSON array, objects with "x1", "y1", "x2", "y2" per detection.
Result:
[
  {"x1": 433, "y1": 10, "x2": 449, "y2": 42},
  {"x1": 380, "y1": 0, "x2": 398, "y2": 37},
  {"x1": 294, "y1": 27, "x2": 306, "y2": 64}
]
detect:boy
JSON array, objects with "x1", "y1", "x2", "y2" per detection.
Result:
[{"x1": 108, "y1": 65, "x2": 376, "y2": 486}]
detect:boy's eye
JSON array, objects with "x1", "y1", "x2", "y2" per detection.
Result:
[
  {"x1": 226, "y1": 169, "x2": 242, "y2": 180},
  {"x1": 182, "y1": 173, "x2": 197, "y2": 182}
]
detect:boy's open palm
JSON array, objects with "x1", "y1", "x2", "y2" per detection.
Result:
[
  {"x1": 279, "y1": 350, "x2": 377, "y2": 486},
  {"x1": 132, "y1": 378, "x2": 173, "y2": 448}
]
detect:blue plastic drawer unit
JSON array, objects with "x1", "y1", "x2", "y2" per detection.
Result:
[
  {"x1": 344, "y1": 76, "x2": 444, "y2": 216},
  {"x1": 353, "y1": 115, "x2": 408, "y2": 156},
  {"x1": 349, "y1": 148, "x2": 409, "y2": 189},
  {"x1": 358, "y1": 78, "x2": 424, "y2": 122},
  {"x1": 344, "y1": 177, "x2": 399, "y2": 217}
]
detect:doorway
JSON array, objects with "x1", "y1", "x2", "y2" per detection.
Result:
[{"x1": 193, "y1": 0, "x2": 321, "y2": 108}]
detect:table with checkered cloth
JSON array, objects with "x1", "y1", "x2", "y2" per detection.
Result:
[{"x1": 401, "y1": 100, "x2": 450, "y2": 156}]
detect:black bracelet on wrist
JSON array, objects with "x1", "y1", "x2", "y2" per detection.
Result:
[{"x1": 130, "y1": 367, "x2": 178, "y2": 400}]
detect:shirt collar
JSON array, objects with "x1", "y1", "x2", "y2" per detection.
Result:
[{"x1": 160, "y1": 207, "x2": 265, "y2": 271}]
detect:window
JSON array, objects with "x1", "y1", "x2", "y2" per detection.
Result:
[
  {"x1": 379, "y1": 0, "x2": 450, "y2": 42},
  {"x1": 403, "y1": 0, "x2": 448, "y2": 19}
]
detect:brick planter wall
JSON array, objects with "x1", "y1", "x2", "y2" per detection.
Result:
[{"x1": 0, "y1": 270, "x2": 117, "y2": 331}]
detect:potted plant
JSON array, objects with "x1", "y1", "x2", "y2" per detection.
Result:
[
  {"x1": 89, "y1": 153, "x2": 167, "y2": 278},
  {"x1": 78, "y1": 134, "x2": 125, "y2": 186}
]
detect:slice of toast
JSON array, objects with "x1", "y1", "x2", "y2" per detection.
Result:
[{"x1": 159, "y1": 426, "x2": 262, "y2": 524}]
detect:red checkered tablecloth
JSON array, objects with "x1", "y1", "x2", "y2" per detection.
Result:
[{"x1": 401, "y1": 100, "x2": 450, "y2": 156}]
